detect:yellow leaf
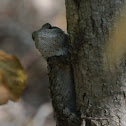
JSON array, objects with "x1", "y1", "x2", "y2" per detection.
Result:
[
  {"x1": 0, "y1": 50, "x2": 26, "y2": 102},
  {"x1": 0, "y1": 69, "x2": 9, "y2": 105}
]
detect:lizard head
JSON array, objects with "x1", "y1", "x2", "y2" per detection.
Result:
[{"x1": 32, "y1": 23, "x2": 68, "y2": 59}]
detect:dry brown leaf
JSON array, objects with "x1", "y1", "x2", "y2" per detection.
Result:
[
  {"x1": 0, "y1": 50, "x2": 26, "y2": 102},
  {"x1": 0, "y1": 69, "x2": 9, "y2": 104}
]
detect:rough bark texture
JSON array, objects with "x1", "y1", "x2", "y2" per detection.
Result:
[{"x1": 65, "y1": 0, "x2": 126, "y2": 126}]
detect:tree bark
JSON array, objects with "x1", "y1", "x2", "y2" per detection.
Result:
[{"x1": 65, "y1": 0, "x2": 126, "y2": 126}]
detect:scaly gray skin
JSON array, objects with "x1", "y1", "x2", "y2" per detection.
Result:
[
  {"x1": 32, "y1": 23, "x2": 68, "y2": 59},
  {"x1": 32, "y1": 23, "x2": 81, "y2": 126}
]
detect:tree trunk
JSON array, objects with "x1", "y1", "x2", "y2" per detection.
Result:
[
  {"x1": 65, "y1": 0, "x2": 126, "y2": 126},
  {"x1": 33, "y1": 1, "x2": 126, "y2": 126}
]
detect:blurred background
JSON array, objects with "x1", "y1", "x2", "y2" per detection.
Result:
[{"x1": 0, "y1": 0, "x2": 66, "y2": 126}]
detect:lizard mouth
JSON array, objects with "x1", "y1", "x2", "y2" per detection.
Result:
[{"x1": 32, "y1": 31, "x2": 37, "y2": 41}]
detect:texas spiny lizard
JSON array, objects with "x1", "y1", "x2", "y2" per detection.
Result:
[{"x1": 32, "y1": 23, "x2": 80, "y2": 126}]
